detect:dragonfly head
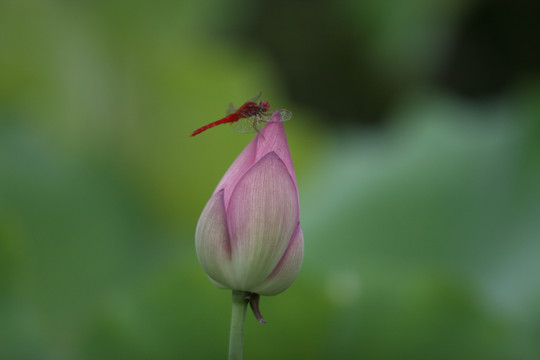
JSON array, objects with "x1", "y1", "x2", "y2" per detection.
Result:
[{"x1": 259, "y1": 100, "x2": 270, "y2": 113}]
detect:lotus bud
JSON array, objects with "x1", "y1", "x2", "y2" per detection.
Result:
[{"x1": 195, "y1": 113, "x2": 303, "y2": 301}]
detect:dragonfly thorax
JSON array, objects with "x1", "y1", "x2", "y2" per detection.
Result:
[{"x1": 241, "y1": 102, "x2": 268, "y2": 117}]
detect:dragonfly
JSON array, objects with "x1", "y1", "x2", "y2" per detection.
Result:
[{"x1": 189, "y1": 92, "x2": 292, "y2": 137}]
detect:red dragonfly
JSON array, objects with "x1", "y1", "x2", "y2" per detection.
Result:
[{"x1": 189, "y1": 93, "x2": 292, "y2": 137}]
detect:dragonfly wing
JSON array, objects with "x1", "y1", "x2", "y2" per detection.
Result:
[
  {"x1": 261, "y1": 109, "x2": 293, "y2": 123},
  {"x1": 226, "y1": 103, "x2": 236, "y2": 115},
  {"x1": 231, "y1": 117, "x2": 258, "y2": 133},
  {"x1": 246, "y1": 92, "x2": 262, "y2": 103},
  {"x1": 277, "y1": 109, "x2": 292, "y2": 122}
]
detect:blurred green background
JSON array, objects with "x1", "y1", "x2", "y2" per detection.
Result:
[{"x1": 1, "y1": 0, "x2": 539, "y2": 359}]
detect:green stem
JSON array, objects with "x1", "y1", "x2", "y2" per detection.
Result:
[{"x1": 228, "y1": 291, "x2": 249, "y2": 360}]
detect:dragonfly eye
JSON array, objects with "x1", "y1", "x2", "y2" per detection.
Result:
[{"x1": 260, "y1": 101, "x2": 270, "y2": 112}]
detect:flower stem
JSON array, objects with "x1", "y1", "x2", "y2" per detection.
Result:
[{"x1": 228, "y1": 291, "x2": 249, "y2": 360}]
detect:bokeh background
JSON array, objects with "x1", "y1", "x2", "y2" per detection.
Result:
[{"x1": 1, "y1": 0, "x2": 539, "y2": 359}]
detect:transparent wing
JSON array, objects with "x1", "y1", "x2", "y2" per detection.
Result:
[
  {"x1": 277, "y1": 109, "x2": 292, "y2": 122},
  {"x1": 230, "y1": 117, "x2": 260, "y2": 133},
  {"x1": 261, "y1": 109, "x2": 293, "y2": 123},
  {"x1": 226, "y1": 103, "x2": 236, "y2": 115},
  {"x1": 246, "y1": 92, "x2": 262, "y2": 103}
]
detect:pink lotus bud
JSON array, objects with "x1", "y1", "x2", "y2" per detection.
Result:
[{"x1": 195, "y1": 113, "x2": 303, "y2": 296}]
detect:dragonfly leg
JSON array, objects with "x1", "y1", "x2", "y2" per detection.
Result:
[{"x1": 254, "y1": 119, "x2": 267, "y2": 140}]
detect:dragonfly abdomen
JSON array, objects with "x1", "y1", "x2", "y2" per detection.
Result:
[{"x1": 189, "y1": 113, "x2": 239, "y2": 137}]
